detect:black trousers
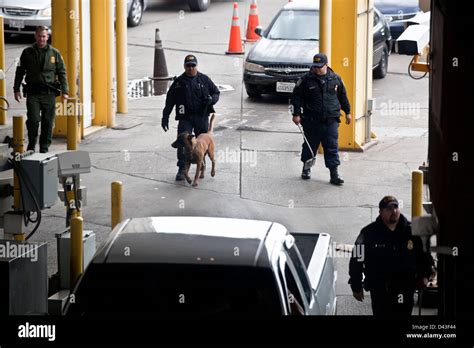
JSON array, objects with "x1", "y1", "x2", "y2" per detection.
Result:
[
  {"x1": 176, "y1": 115, "x2": 209, "y2": 169},
  {"x1": 300, "y1": 118, "x2": 340, "y2": 169},
  {"x1": 370, "y1": 285, "x2": 415, "y2": 317}
]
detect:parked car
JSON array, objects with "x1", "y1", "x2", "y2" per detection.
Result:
[
  {"x1": 243, "y1": 1, "x2": 392, "y2": 97},
  {"x1": 374, "y1": 0, "x2": 423, "y2": 42},
  {"x1": 65, "y1": 216, "x2": 337, "y2": 316},
  {"x1": 186, "y1": 0, "x2": 211, "y2": 11},
  {"x1": 0, "y1": 0, "x2": 147, "y2": 36}
]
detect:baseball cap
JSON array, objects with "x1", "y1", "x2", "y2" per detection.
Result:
[
  {"x1": 312, "y1": 53, "x2": 328, "y2": 68},
  {"x1": 379, "y1": 195, "x2": 399, "y2": 210},
  {"x1": 184, "y1": 54, "x2": 198, "y2": 66}
]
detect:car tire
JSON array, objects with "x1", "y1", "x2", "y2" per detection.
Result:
[
  {"x1": 188, "y1": 0, "x2": 211, "y2": 12},
  {"x1": 127, "y1": 0, "x2": 143, "y2": 27},
  {"x1": 373, "y1": 47, "x2": 388, "y2": 79},
  {"x1": 245, "y1": 85, "x2": 261, "y2": 98}
]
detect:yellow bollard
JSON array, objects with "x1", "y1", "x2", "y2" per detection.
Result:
[
  {"x1": 412, "y1": 170, "x2": 424, "y2": 218},
  {"x1": 67, "y1": 0, "x2": 79, "y2": 150},
  {"x1": 70, "y1": 216, "x2": 84, "y2": 288},
  {"x1": 319, "y1": 0, "x2": 332, "y2": 64},
  {"x1": 106, "y1": 0, "x2": 116, "y2": 128},
  {"x1": 0, "y1": 17, "x2": 6, "y2": 125},
  {"x1": 91, "y1": 0, "x2": 108, "y2": 126},
  {"x1": 111, "y1": 181, "x2": 123, "y2": 229},
  {"x1": 12, "y1": 116, "x2": 25, "y2": 240},
  {"x1": 116, "y1": 0, "x2": 128, "y2": 114}
]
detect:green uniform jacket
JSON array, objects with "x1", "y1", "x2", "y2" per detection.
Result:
[{"x1": 13, "y1": 43, "x2": 69, "y2": 95}]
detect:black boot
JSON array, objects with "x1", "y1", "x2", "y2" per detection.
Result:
[
  {"x1": 301, "y1": 166, "x2": 311, "y2": 180},
  {"x1": 175, "y1": 167, "x2": 185, "y2": 181},
  {"x1": 329, "y1": 167, "x2": 344, "y2": 185}
]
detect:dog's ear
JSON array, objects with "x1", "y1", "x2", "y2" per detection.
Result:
[{"x1": 171, "y1": 139, "x2": 179, "y2": 149}]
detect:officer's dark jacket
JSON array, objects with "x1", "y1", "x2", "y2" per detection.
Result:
[
  {"x1": 162, "y1": 71, "x2": 220, "y2": 121},
  {"x1": 291, "y1": 67, "x2": 350, "y2": 122},
  {"x1": 14, "y1": 43, "x2": 68, "y2": 94},
  {"x1": 348, "y1": 214, "x2": 434, "y2": 293}
]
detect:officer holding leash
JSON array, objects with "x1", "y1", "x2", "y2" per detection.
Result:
[
  {"x1": 162, "y1": 54, "x2": 220, "y2": 181},
  {"x1": 291, "y1": 53, "x2": 351, "y2": 185}
]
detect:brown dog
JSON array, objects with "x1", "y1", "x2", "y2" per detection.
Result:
[{"x1": 173, "y1": 114, "x2": 216, "y2": 187}]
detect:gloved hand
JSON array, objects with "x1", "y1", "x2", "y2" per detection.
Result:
[
  {"x1": 161, "y1": 118, "x2": 169, "y2": 132},
  {"x1": 206, "y1": 95, "x2": 213, "y2": 105}
]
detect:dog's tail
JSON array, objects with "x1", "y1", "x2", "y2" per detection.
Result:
[{"x1": 208, "y1": 113, "x2": 216, "y2": 134}]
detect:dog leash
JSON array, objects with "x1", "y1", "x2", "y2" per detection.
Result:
[{"x1": 297, "y1": 124, "x2": 315, "y2": 159}]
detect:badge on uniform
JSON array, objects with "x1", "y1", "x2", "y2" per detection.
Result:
[
  {"x1": 407, "y1": 240, "x2": 414, "y2": 250},
  {"x1": 50, "y1": 56, "x2": 56, "y2": 64},
  {"x1": 334, "y1": 85, "x2": 338, "y2": 92}
]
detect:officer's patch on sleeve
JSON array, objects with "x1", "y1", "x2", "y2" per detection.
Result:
[
  {"x1": 296, "y1": 79, "x2": 302, "y2": 87},
  {"x1": 407, "y1": 239, "x2": 413, "y2": 250},
  {"x1": 50, "y1": 56, "x2": 56, "y2": 64}
]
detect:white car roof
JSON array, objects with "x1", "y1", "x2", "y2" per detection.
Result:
[{"x1": 283, "y1": 0, "x2": 319, "y2": 11}]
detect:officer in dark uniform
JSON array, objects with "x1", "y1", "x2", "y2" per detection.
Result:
[
  {"x1": 348, "y1": 196, "x2": 434, "y2": 316},
  {"x1": 14, "y1": 26, "x2": 68, "y2": 153},
  {"x1": 291, "y1": 53, "x2": 351, "y2": 185},
  {"x1": 161, "y1": 54, "x2": 220, "y2": 181}
]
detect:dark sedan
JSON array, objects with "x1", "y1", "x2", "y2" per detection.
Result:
[
  {"x1": 243, "y1": 1, "x2": 391, "y2": 97},
  {"x1": 374, "y1": 0, "x2": 423, "y2": 42}
]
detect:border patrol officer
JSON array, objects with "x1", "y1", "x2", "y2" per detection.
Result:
[
  {"x1": 162, "y1": 54, "x2": 220, "y2": 181},
  {"x1": 291, "y1": 53, "x2": 351, "y2": 185},
  {"x1": 349, "y1": 196, "x2": 434, "y2": 316},
  {"x1": 14, "y1": 26, "x2": 69, "y2": 153}
]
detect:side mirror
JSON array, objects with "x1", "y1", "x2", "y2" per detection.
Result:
[{"x1": 254, "y1": 26, "x2": 263, "y2": 37}]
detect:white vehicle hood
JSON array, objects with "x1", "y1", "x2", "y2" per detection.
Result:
[{"x1": 0, "y1": 0, "x2": 51, "y2": 10}]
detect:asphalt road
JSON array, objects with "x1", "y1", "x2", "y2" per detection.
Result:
[{"x1": 1, "y1": 0, "x2": 429, "y2": 315}]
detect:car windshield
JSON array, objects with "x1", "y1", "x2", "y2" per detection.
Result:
[
  {"x1": 267, "y1": 10, "x2": 319, "y2": 40},
  {"x1": 66, "y1": 263, "x2": 282, "y2": 317}
]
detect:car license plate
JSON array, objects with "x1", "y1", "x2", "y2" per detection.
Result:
[
  {"x1": 276, "y1": 82, "x2": 295, "y2": 93},
  {"x1": 10, "y1": 20, "x2": 25, "y2": 29}
]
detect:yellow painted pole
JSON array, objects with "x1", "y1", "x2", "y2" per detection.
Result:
[
  {"x1": 67, "y1": 0, "x2": 79, "y2": 150},
  {"x1": 13, "y1": 116, "x2": 25, "y2": 241},
  {"x1": 0, "y1": 17, "x2": 6, "y2": 125},
  {"x1": 332, "y1": 0, "x2": 373, "y2": 150},
  {"x1": 111, "y1": 181, "x2": 123, "y2": 229},
  {"x1": 52, "y1": 0, "x2": 68, "y2": 137},
  {"x1": 106, "y1": 0, "x2": 116, "y2": 128},
  {"x1": 319, "y1": 0, "x2": 332, "y2": 65},
  {"x1": 70, "y1": 216, "x2": 84, "y2": 288},
  {"x1": 315, "y1": 0, "x2": 332, "y2": 154},
  {"x1": 91, "y1": 0, "x2": 108, "y2": 126},
  {"x1": 412, "y1": 170, "x2": 424, "y2": 218},
  {"x1": 79, "y1": 1, "x2": 84, "y2": 140},
  {"x1": 116, "y1": 0, "x2": 128, "y2": 114},
  {"x1": 66, "y1": 187, "x2": 81, "y2": 221}
]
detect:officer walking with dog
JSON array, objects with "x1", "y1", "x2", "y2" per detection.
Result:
[
  {"x1": 291, "y1": 53, "x2": 351, "y2": 185},
  {"x1": 13, "y1": 26, "x2": 69, "y2": 153},
  {"x1": 348, "y1": 196, "x2": 434, "y2": 316},
  {"x1": 162, "y1": 54, "x2": 220, "y2": 181}
]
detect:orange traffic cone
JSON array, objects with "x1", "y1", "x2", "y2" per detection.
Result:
[
  {"x1": 246, "y1": 0, "x2": 260, "y2": 42},
  {"x1": 226, "y1": 2, "x2": 244, "y2": 55}
]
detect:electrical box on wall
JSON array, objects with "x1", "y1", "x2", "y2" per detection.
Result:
[
  {"x1": 0, "y1": 241, "x2": 48, "y2": 315},
  {"x1": 56, "y1": 229, "x2": 96, "y2": 289},
  {"x1": 20, "y1": 153, "x2": 58, "y2": 211}
]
